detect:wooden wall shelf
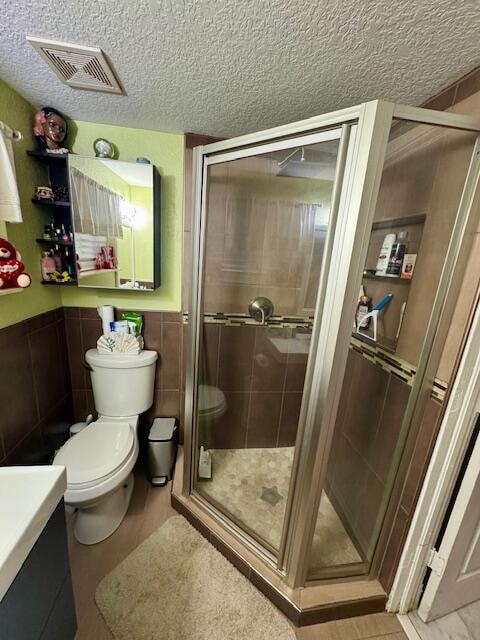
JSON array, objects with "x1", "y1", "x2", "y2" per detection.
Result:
[
  {"x1": 36, "y1": 238, "x2": 73, "y2": 247},
  {"x1": 31, "y1": 198, "x2": 70, "y2": 210},
  {"x1": 27, "y1": 150, "x2": 68, "y2": 165},
  {"x1": 41, "y1": 280, "x2": 77, "y2": 286}
]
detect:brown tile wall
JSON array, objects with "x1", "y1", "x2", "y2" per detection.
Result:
[
  {"x1": 64, "y1": 307, "x2": 184, "y2": 443},
  {"x1": 421, "y1": 65, "x2": 480, "y2": 111},
  {"x1": 0, "y1": 308, "x2": 72, "y2": 466},
  {"x1": 377, "y1": 397, "x2": 442, "y2": 591},
  {"x1": 200, "y1": 324, "x2": 308, "y2": 449},
  {"x1": 325, "y1": 349, "x2": 411, "y2": 559}
]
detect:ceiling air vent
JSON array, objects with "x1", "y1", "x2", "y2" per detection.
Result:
[{"x1": 27, "y1": 37, "x2": 124, "y2": 95}]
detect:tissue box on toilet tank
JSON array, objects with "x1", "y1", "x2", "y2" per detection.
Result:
[{"x1": 97, "y1": 332, "x2": 144, "y2": 354}]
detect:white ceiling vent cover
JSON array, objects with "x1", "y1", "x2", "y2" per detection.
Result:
[{"x1": 27, "y1": 37, "x2": 124, "y2": 94}]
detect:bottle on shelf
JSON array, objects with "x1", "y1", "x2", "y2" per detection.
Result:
[
  {"x1": 52, "y1": 244, "x2": 63, "y2": 271},
  {"x1": 61, "y1": 224, "x2": 70, "y2": 242},
  {"x1": 356, "y1": 288, "x2": 373, "y2": 329},
  {"x1": 386, "y1": 231, "x2": 408, "y2": 277},
  {"x1": 64, "y1": 247, "x2": 75, "y2": 277},
  {"x1": 376, "y1": 233, "x2": 396, "y2": 276},
  {"x1": 40, "y1": 251, "x2": 56, "y2": 280}
]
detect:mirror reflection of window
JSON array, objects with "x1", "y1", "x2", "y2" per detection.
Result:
[{"x1": 68, "y1": 156, "x2": 157, "y2": 290}]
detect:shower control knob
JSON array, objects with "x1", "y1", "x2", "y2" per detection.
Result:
[{"x1": 248, "y1": 297, "x2": 274, "y2": 325}]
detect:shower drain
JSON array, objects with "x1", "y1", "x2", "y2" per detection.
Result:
[{"x1": 260, "y1": 486, "x2": 283, "y2": 506}]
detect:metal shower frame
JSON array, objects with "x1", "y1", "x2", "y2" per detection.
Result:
[{"x1": 183, "y1": 100, "x2": 480, "y2": 589}]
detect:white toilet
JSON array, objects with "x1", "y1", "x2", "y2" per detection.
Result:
[
  {"x1": 54, "y1": 348, "x2": 157, "y2": 545},
  {"x1": 198, "y1": 385, "x2": 227, "y2": 421},
  {"x1": 197, "y1": 385, "x2": 227, "y2": 451}
]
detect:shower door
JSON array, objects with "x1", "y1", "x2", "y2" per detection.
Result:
[
  {"x1": 189, "y1": 129, "x2": 346, "y2": 556},
  {"x1": 182, "y1": 97, "x2": 390, "y2": 565}
]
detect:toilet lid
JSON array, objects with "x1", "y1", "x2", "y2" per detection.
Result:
[
  {"x1": 198, "y1": 385, "x2": 226, "y2": 416},
  {"x1": 54, "y1": 422, "x2": 134, "y2": 486}
]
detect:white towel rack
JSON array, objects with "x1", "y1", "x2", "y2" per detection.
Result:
[{"x1": 0, "y1": 121, "x2": 23, "y2": 141}]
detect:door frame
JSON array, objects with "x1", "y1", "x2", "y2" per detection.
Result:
[{"x1": 388, "y1": 231, "x2": 480, "y2": 614}]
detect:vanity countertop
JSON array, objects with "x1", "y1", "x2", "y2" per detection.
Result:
[{"x1": 0, "y1": 465, "x2": 66, "y2": 602}]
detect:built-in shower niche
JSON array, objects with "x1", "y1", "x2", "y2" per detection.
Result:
[
  {"x1": 356, "y1": 214, "x2": 425, "y2": 353},
  {"x1": 354, "y1": 119, "x2": 473, "y2": 362}
]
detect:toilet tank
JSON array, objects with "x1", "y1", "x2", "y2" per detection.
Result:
[{"x1": 85, "y1": 349, "x2": 158, "y2": 417}]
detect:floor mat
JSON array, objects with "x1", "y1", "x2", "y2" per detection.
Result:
[{"x1": 96, "y1": 515, "x2": 295, "y2": 640}]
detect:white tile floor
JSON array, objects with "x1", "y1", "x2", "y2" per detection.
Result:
[{"x1": 407, "y1": 600, "x2": 480, "y2": 640}]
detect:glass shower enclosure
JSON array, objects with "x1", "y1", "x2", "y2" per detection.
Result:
[{"x1": 183, "y1": 101, "x2": 480, "y2": 589}]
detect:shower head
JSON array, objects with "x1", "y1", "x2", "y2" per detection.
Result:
[{"x1": 277, "y1": 147, "x2": 305, "y2": 168}]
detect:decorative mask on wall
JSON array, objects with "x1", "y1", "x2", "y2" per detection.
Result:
[{"x1": 33, "y1": 106, "x2": 69, "y2": 153}]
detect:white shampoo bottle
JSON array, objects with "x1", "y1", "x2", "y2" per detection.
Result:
[{"x1": 376, "y1": 233, "x2": 396, "y2": 276}]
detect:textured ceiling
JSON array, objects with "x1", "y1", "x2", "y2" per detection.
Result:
[{"x1": 1, "y1": 1, "x2": 479, "y2": 137}]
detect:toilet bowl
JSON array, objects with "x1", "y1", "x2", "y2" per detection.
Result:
[
  {"x1": 197, "y1": 385, "x2": 227, "y2": 450},
  {"x1": 198, "y1": 385, "x2": 227, "y2": 421},
  {"x1": 54, "y1": 349, "x2": 157, "y2": 545}
]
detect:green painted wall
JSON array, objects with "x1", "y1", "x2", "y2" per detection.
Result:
[
  {"x1": 61, "y1": 121, "x2": 184, "y2": 311},
  {"x1": 0, "y1": 79, "x2": 62, "y2": 329}
]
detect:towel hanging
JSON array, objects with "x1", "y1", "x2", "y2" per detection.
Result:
[{"x1": 0, "y1": 121, "x2": 23, "y2": 223}]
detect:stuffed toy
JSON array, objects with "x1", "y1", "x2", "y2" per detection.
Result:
[{"x1": 0, "y1": 237, "x2": 32, "y2": 289}]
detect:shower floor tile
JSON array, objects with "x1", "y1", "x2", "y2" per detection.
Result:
[{"x1": 197, "y1": 446, "x2": 362, "y2": 570}]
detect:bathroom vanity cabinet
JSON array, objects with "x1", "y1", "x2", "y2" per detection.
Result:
[
  {"x1": 0, "y1": 467, "x2": 76, "y2": 640},
  {"x1": 0, "y1": 502, "x2": 77, "y2": 640}
]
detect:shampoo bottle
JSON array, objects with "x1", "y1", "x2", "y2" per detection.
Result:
[
  {"x1": 376, "y1": 233, "x2": 396, "y2": 276},
  {"x1": 386, "y1": 231, "x2": 408, "y2": 277},
  {"x1": 356, "y1": 293, "x2": 373, "y2": 328}
]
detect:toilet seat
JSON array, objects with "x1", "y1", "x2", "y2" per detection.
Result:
[
  {"x1": 198, "y1": 385, "x2": 227, "y2": 418},
  {"x1": 54, "y1": 421, "x2": 134, "y2": 488}
]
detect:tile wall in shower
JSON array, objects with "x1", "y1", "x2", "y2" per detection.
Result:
[
  {"x1": 201, "y1": 323, "x2": 309, "y2": 449},
  {"x1": 325, "y1": 346, "x2": 442, "y2": 567}
]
